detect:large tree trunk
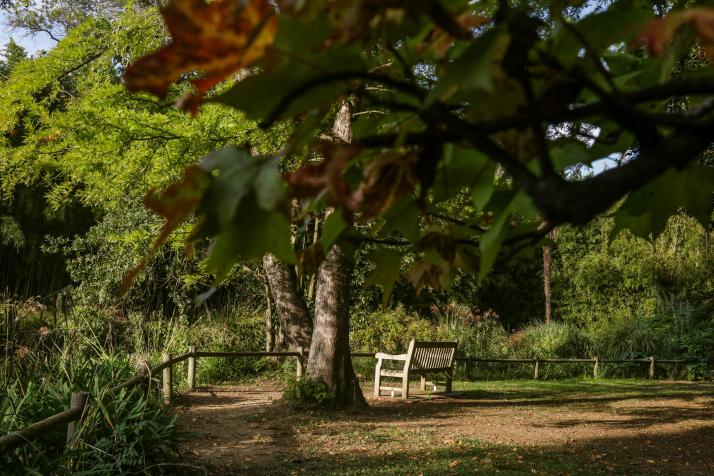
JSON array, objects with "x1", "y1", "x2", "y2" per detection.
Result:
[
  {"x1": 262, "y1": 254, "x2": 312, "y2": 350},
  {"x1": 306, "y1": 243, "x2": 366, "y2": 407},
  {"x1": 305, "y1": 99, "x2": 365, "y2": 408}
]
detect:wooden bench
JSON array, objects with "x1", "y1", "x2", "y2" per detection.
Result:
[{"x1": 373, "y1": 339, "x2": 458, "y2": 399}]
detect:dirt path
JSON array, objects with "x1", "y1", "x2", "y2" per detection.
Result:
[{"x1": 174, "y1": 381, "x2": 714, "y2": 475}]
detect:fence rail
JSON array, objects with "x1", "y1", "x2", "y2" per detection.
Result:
[{"x1": 0, "y1": 348, "x2": 704, "y2": 454}]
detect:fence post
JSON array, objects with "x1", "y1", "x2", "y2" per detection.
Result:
[
  {"x1": 296, "y1": 346, "x2": 305, "y2": 379},
  {"x1": 162, "y1": 353, "x2": 172, "y2": 404},
  {"x1": 593, "y1": 356, "x2": 600, "y2": 379},
  {"x1": 66, "y1": 391, "x2": 90, "y2": 446},
  {"x1": 187, "y1": 346, "x2": 196, "y2": 391},
  {"x1": 649, "y1": 356, "x2": 655, "y2": 380},
  {"x1": 464, "y1": 358, "x2": 472, "y2": 381},
  {"x1": 533, "y1": 358, "x2": 540, "y2": 380}
]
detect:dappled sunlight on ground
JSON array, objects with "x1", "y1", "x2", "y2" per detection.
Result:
[{"x1": 173, "y1": 380, "x2": 714, "y2": 475}]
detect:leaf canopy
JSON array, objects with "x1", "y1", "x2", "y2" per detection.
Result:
[{"x1": 119, "y1": 0, "x2": 714, "y2": 295}]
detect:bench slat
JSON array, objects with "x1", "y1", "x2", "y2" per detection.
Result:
[
  {"x1": 379, "y1": 386, "x2": 404, "y2": 392},
  {"x1": 379, "y1": 370, "x2": 405, "y2": 377}
]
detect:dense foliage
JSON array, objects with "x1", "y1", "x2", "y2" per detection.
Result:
[{"x1": 119, "y1": 0, "x2": 714, "y2": 302}]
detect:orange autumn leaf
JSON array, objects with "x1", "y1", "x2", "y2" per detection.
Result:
[
  {"x1": 427, "y1": 13, "x2": 486, "y2": 57},
  {"x1": 404, "y1": 260, "x2": 450, "y2": 295},
  {"x1": 640, "y1": 7, "x2": 714, "y2": 60},
  {"x1": 123, "y1": 0, "x2": 277, "y2": 113},
  {"x1": 352, "y1": 152, "x2": 418, "y2": 218}
]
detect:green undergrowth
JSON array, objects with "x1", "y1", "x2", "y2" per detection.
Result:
[{"x1": 1, "y1": 353, "x2": 182, "y2": 474}]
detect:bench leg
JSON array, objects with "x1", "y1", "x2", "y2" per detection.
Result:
[
  {"x1": 374, "y1": 362, "x2": 382, "y2": 398},
  {"x1": 402, "y1": 373, "x2": 409, "y2": 400},
  {"x1": 420, "y1": 375, "x2": 426, "y2": 391},
  {"x1": 445, "y1": 368, "x2": 453, "y2": 393}
]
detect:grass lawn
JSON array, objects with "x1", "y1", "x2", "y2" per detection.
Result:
[{"x1": 176, "y1": 379, "x2": 714, "y2": 475}]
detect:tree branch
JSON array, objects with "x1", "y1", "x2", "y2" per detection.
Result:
[
  {"x1": 259, "y1": 71, "x2": 425, "y2": 128},
  {"x1": 542, "y1": 119, "x2": 714, "y2": 225}
]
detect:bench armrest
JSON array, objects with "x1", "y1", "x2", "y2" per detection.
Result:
[{"x1": 375, "y1": 352, "x2": 407, "y2": 361}]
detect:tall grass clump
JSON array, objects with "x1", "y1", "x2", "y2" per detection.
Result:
[
  {"x1": 507, "y1": 321, "x2": 591, "y2": 379},
  {"x1": 589, "y1": 315, "x2": 672, "y2": 359},
  {"x1": 511, "y1": 321, "x2": 591, "y2": 359},
  {"x1": 432, "y1": 304, "x2": 509, "y2": 358}
]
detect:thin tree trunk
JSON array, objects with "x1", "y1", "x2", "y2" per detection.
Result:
[
  {"x1": 306, "y1": 215, "x2": 320, "y2": 302},
  {"x1": 306, "y1": 242, "x2": 366, "y2": 408},
  {"x1": 543, "y1": 229, "x2": 556, "y2": 324},
  {"x1": 263, "y1": 279, "x2": 275, "y2": 352},
  {"x1": 262, "y1": 254, "x2": 312, "y2": 350}
]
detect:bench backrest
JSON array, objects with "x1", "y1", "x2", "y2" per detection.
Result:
[{"x1": 404, "y1": 339, "x2": 458, "y2": 372}]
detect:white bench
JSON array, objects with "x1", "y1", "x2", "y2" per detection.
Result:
[{"x1": 373, "y1": 339, "x2": 458, "y2": 399}]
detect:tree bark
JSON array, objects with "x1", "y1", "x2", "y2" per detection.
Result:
[
  {"x1": 262, "y1": 254, "x2": 312, "y2": 350},
  {"x1": 306, "y1": 215, "x2": 320, "y2": 302},
  {"x1": 331, "y1": 101, "x2": 353, "y2": 143},
  {"x1": 306, "y1": 242, "x2": 366, "y2": 408}
]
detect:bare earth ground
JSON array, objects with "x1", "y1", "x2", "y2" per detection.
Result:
[{"x1": 172, "y1": 380, "x2": 714, "y2": 475}]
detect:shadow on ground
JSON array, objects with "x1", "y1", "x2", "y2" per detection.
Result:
[{"x1": 170, "y1": 381, "x2": 714, "y2": 475}]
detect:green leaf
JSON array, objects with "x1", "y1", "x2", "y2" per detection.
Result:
[
  {"x1": 213, "y1": 47, "x2": 365, "y2": 123},
  {"x1": 552, "y1": 0, "x2": 653, "y2": 64},
  {"x1": 428, "y1": 29, "x2": 510, "y2": 105},
  {"x1": 550, "y1": 139, "x2": 594, "y2": 171},
  {"x1": 363, "y1": 248, "x2": 403, "y2": 306},
  {"x1": 433, "y1": 144, "x2": 492, "y2": 203},
  {"x1": 322, "y1": 210, "x2": 349, "y2": 253},
  {"x1": 380, "y1": 198, "x2": 421, "y2": 243},
  {"x1": 479, "y1": 209, "x2": 512, "y2": 277},
  {"x1": 471, "y1": 162, "x2": 496, "y2": 211},
  {"x1": 479, "y1": 191, "x2": 528, "y2": 276},
  {"x1": 611, "y1": 164, "x2": 714, "y2": 241},
  {"x1": 196, "y1": 147, "x2": 258, "y2": 237},
  {"x1": 254, "y1": 156, "x2": 285, "y2": 211},
  {"x1": 274, "y1": 15, "x2": 330, "y2": 55},
  {"x1": 286, "y1": 109, "x2": 330, "y2": 153},
  {"x1": 205, "y1": 195, "x2": 296, "y2": 280},
  {"x1": 511, "y1": 189, "x2": 539, "y2": 220}
]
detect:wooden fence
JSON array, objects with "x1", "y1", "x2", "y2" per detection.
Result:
[
  {"x1": 452, "y1": 356, "x2": 698, "y2": 380},
  {"x1": 0, "y1": 349, "x2": 702, "y2": 454}
]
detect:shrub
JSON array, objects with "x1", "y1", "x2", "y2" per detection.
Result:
[
  {"x1": 283, "y1": 377, "x2": 334, "y2": 408},
  {"x1": 351, "y1": 305, "x2": 436, "y2": 353}
]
